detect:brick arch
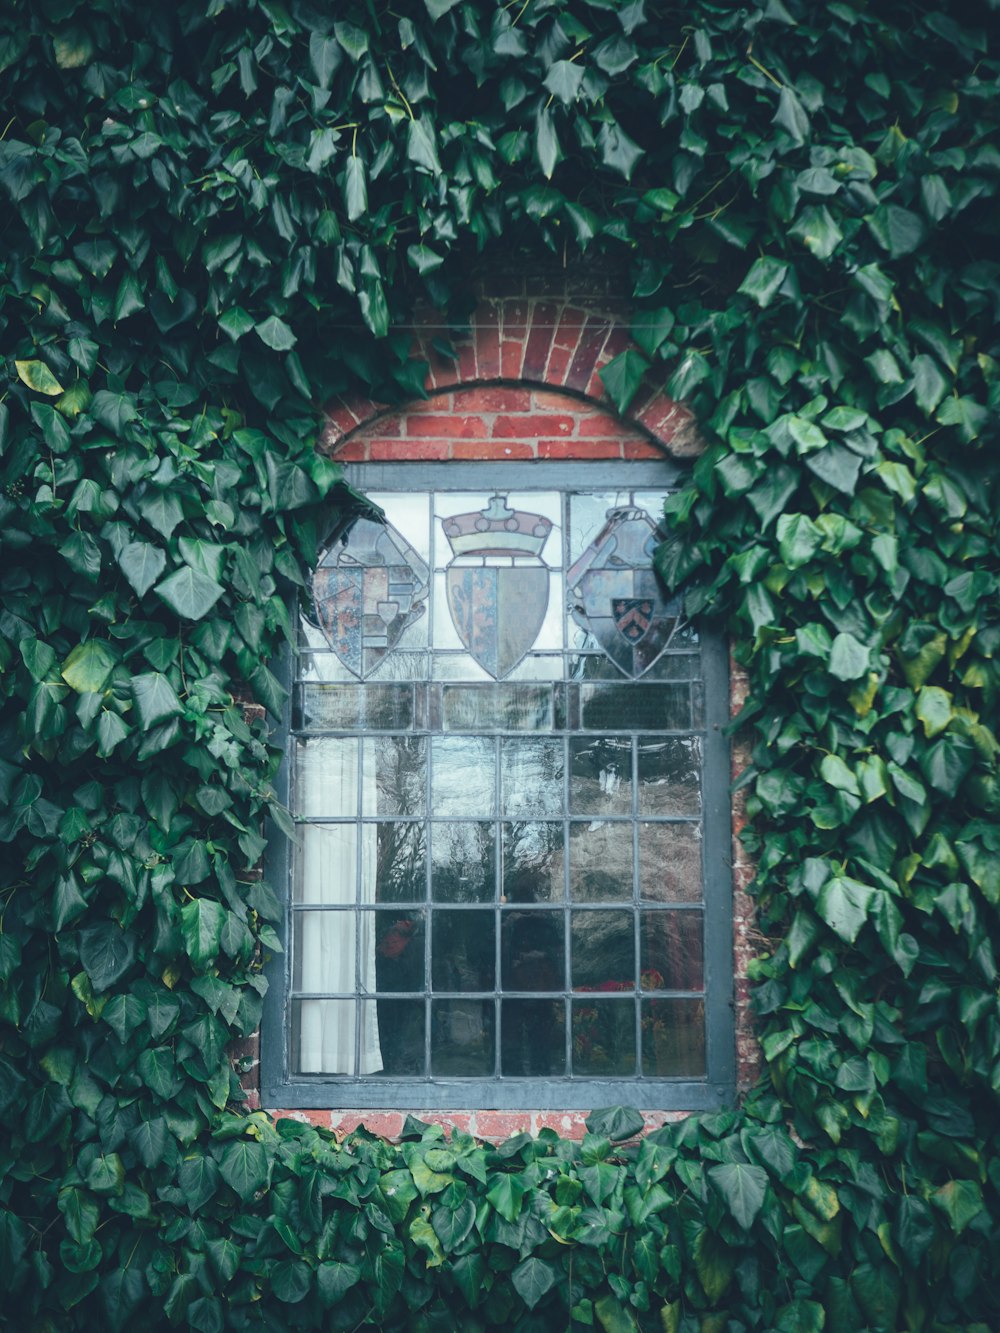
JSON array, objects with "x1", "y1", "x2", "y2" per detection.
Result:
[{"x1": 320, "y1": 298, "x2": 702, "y2": 461}]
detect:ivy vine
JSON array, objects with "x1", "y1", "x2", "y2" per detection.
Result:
[{"x1": 0, "y1": 0, "x2": 997, "y2": 1329}]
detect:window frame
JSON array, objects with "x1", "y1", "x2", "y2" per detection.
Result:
[{"x1": 260, "y1": 461, "x2": 735, "y2": 1110}]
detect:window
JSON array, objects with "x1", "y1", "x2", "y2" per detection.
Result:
[{"x1": 262, "y1": 462, "x2": 733, "y2": 1109}]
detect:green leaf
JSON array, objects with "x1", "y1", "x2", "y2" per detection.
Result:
[
  {"x1": 512, "y1": 1257, "x2": 557, "y2": 1311},
  {"x1": 789, "y1": 204, "x2": 842, "y2": 260},
  {"x1": 915, "y1": 686, "x2": 953, "y2": 738},
  {"x1": 181, "y1": 898, "x2": 226, "y2": 969},
  {"x1": 595, "y1": 1291, "x2": 639, "y2": 1332},
  {"x1": 828, "y1": 631, "x2": 870, "y2": 681},
  {"x1": 131, "y1": 671, "x2": 183, "y2": 729},
  {"x1": 116, "y1": 542, "x2": 167, "y2": 599},
  {"x1": 867, "y1": 203, "x2": 927, "y2": 258},
  {"x1": 255, "y1": 316, "x2": 297, "y2": 351},
  {"x1": 217, "y1": 308, "x2": 256, "y2": 341},
  {"x1": 599, "y1": 348, "x2": 650, "y2": 414},
  {"x1": 334, "y1": 21, "x2": 369, "y2": 62},
  {"x1": 78, "y1": 923, "x2": 136, "y2": 991},
  {"x1": 308, "y1": 32, "x2": 341, "y2": 89},
  {"x1": 343, "y1": 155, "x2": 368, "y2": 222},
  {"x1": 15, "y1": 359, "x2": 63, "y2": 395},
  {"x1": 154, "y1": 566, "x2": 225, "y2": 621},
  {"x1": 138, "y1": 489, "x2": 184, "y2": 539},
  {"x1": 61, "y1": 641, "x2": 117, "y2": 693},
  {"x1": 406, "y1": 244, "x2": 443, "y2": 276},
  {"x1": 317, "y1": 1259, "x2": 361, "y2": 1306},
  {"x1": 913, "y1": 354, "x2": 949, "y2": 415},
  {"x1": 535, "y1": 105, "x2": 562, "y2": 180},
  {"x1": 738, "y1": 257, "x2": 788, "y2": 308},
  {"x1": 585, "y1": 1106, "x2": 644, "y2": 1141},
  {"x1": 486, "y1": 1174, "x2": 525, "y2": 1222},
  {"x1": 707, "y1": 1162, "x2": 768, "y2": 1230},
  {"x1": 772, "y1": 85, "x2": 809, "y2": 145},
  {"x1": 218, "y1": 1140, "x2": 268, "y2": 1200},
  {"x1": 544, "y1": 60, "x2": 585, "y2": 104},
  {"x1": 407, "y1": 117, "x2": 442, "y2": 174},
  {"x1": 423, "y1": 0, "x2": 462, "y2": 17},
  {"x1": 598, "y1": 120, "x2": 643, "y2": 180},
  {"x1": 816, "y1": 876, "x2": 874, "y2": 944}
]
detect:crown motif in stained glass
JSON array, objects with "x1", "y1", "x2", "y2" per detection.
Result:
[{"x1": 443, "y1": 495, "x2": 552, "y2": 560}]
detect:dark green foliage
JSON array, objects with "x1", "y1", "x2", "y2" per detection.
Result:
[{"x1": 1, "y1": 0, "x2": 998, "y2": 1328}]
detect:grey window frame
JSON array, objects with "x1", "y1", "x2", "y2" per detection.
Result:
[{"x1": 261, "y1": 460, "x2": 735, "y2": 1110}]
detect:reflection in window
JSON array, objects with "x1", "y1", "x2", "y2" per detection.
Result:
[{"x1": 287, "y1": 484, "x2": 717, "y2": 1089}]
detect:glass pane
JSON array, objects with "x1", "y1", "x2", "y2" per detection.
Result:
[
  {"x1": 503, "y1": 822, "x2": 564, "y2": 903},
  {"x1": 361, "y1": 737, "x2": 426, "y2": 816},
  {"x1": 295, "y1": 739, "x2": 358, "y2": 818},
  {"x1": 638, "y1": 823, "x2": 702, "y2": 903},
  {"x1": 637, "y1": 737, "x2": 701, "y2": 816},
  {"x1": 431, "y1": 1000, "x2": 495, "y2": 1075},
  {"x1": 501, "y1": 738, "x2": 564, "y2": 816},
  {"x1": 442, "y1": 685, "x2": 553, "y2": 731},
  {"x1": 374, "y1": 910, "x2": 425, "y2": 993},
  {"x1": 432, "y1": 910, "x2": 495, "y2": 991},
  {"x1": 567, "y1": 491, "x2": 625, "y2": 564},
  {"x1": 293, "y1": 999, "x2": 383, "y2": 1075},
  {"x1": 293, "y1": 911, "x2": 360, "y2": 991},
  {"x1": 642, "y1": 998, "x2": 706, "y2": 1076},
  {"x1": 432, "y1": 823, "x2": 495, "y2": 903},
  {"x1": 572, "y1": 998, "x2": 636, "y2": 1076},
  {"x1": 570, "y1": 737, "x2": 632, "y2": 815},
  {"x1": 641, "y1": 910, "x2": 704, "y2": 990},
  {"x1": 300, "y1": 684, "x2": 414, "y2": 731},
  {"x1": 571, "y1": 909, "x2": 635, "y2": 988},
  {"x1": 374, "y1": 822, "x2": 426, "y2": 904},
  {"x1": 295, "y1": 825, "x2": 358, "y2": 904},
  {"x1": 569, "y1": 823, "x2": 633, "y2": 902},
  {"x1": 579, "y1": 683, "x2": 692, "y2": 731},
  {"x1": 502, "y1": 1000, "x2": 565, "y2": 1076},
  {"x1": 430, "y1": 737, "x2": 495, "y2": 816},
  {"x1": 501, "y1": 909, "x2": 564, "y2": 991},
  {"x1": 374, "y1": 492, "x2": 432, "y2": 563},
  {"x1": 368, "y1": 999, "x2": 426, "y2": 1077}
]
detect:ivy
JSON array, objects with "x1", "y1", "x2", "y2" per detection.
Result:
[{"x1": 1, "y1": 0, "x2": 998, "y2": 1328}]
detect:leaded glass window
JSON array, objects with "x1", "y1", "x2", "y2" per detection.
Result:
[{"x1": 262, "y1": 462, "x2": 734, "y2": 1109}]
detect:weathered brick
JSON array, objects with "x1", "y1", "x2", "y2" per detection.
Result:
[
  {"x1": 553, "y1": 305, "x2": 587, "y2": 350},
  {"x1": 408, "y1": 414, "x2": 488, "y2": 438},
  {"x1": 369, "y1": 439, "x2": 450, "y2": 461},
  {"x1": 538, "y1": 438, "x2": 622, "y2": 459},
  {"x1": 455, "y1": 385, "x2": 533, "y2": 413},
  {"x1": 522, "y1": 302, "x2": 558, "y2": 379},
  {"x1": 331, "y1": 438, "x2": 368, "y2": 461},
  {"x1": 493, "y1": 413, "x2": 574, "y2": 438},
  {"x1": 450, "y1": 439, "x2": 535, "y2": 460},
  {"x1": 564, "y1": 319, "x2": 612, "y2": 392},
  {"x1": 473, "y1": 303, "x2": 502, "y2": 378},
  {"x1": 577, "y1": 409, "x2": 628, "y2": 437},
  {"x1": 623, "y1": 437, "x2": 670, "y2": 459}
]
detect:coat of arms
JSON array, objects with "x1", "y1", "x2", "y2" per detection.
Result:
[
  {"x1": 442, "y1": 495, "x2": 552, "y2": 679},
  {"x1": 312, "y1": 516, "x2": 429, "y2": 678},
  {"x1": 567, "y1": 506, "x2": 680, "y2": 678}
]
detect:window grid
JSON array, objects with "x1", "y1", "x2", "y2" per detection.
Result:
[{"x1": 263, "y1": 463, "x2": 734, "y2": 1110}]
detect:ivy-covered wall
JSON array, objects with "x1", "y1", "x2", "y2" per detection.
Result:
[{"x1": 0, "y1": 1, "x2": 997, "y2": 1329}]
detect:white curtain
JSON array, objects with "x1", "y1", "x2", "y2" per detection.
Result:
[{"x1": 297, "y1": 740, "x2": 382, "y2": 1074}]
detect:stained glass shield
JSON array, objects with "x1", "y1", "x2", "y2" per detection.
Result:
[
  {"x1": 313, "y1": 516, "x2": 429, "y2": 679},
  {"x1": 567, "y1": 506, "x2": 681, "y2": 678}
]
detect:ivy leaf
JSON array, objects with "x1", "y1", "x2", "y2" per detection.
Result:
[
  {"x1": 218, "y1": 1139, "x2": 269, "y2": 1200},
  {"x1": 867, "y1": 204, "x2": 927, "y2": 258},
  {"x1": 585, "y1": 1106, "x2": 644, "y2": 1141},
  {"x1": 308, "y1": 32, "x2": 341, "y2": 89},
  {"x1": 218, "y1": 308, "x2": 256, "y2": 342},
  {"x1": 544, "y1": 60, "x2": 584, "y2": 105},
  {"x1": 406, "y1": 117, "x2": 442, "y2": 174},
  {"x1": 772, "y1": 85, "x2": 809, "y2": 145},
  {"x1": 738, "y1": 257, "x2": 788, "y2": 308},
  {"x1": 915, "y1": 686, "x2": 953, "y2": 738},
  {"x1": 181, "y1": 899, "x2": 226, "y2": 969},
  {"x1": 131, "y1": 672, "x2": 183, "y2": 729},
  {"x1": 512, "y1": 1256, "x2": 557, "y2": 1311},
  {"x1": 423, "y1": 0, "x2": 461, "y2": 17},
  {"x1": 816, "y1": 876, "x2": 874, "y2": 944},
  {"x1": 154, "y1": 567, "x2": 225, "y2": 621},
  {"x1": 61, "y1": 641, "x2": 118, "y2": 693},
  {"x1": 599, "y1": 349, "x2": 650, "y2": 414},
  {"x1": 344, "y1": 156, "x2": 368, "y2": 222},
  {"x1": 598, "y1": 120, "x2": 643, "y2": 180},
  {"x1": 92, "y1": 390, "x2": 138, "y2": 435},
  {"x1": 535, "y1": 106, "x2": 562, "y2": 180},
  {"x1": 117, "y1": 542, "x2": 167, "y2": 599},
  {"x1": 707, "y1": 1162, "x2": 768, "y2": 1230},
  {"x1": 255, "y1": 316, "x2": 297, "y2": 351},
  {"x1": 828, "y1": 632, "x2": 870, "y2": 681},
  {"x1": 15, "y1": 359, "x2": 63, "y2": 395},
  {"x1": 78, "y1": 923, "x2": 136, "y2": 991}
]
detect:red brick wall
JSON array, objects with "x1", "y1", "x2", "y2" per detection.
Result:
[{"x1": 248, "y1": 286, "x2": 761, "y2": 1140}]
